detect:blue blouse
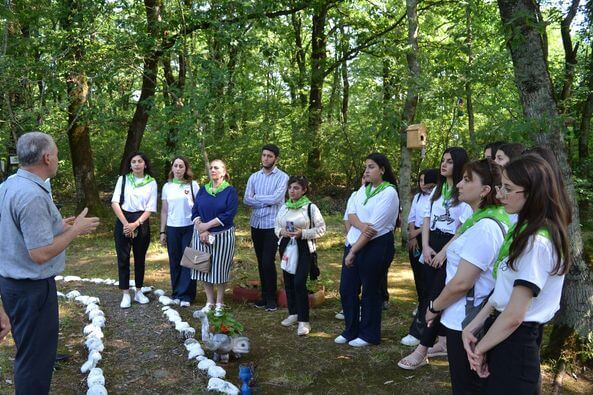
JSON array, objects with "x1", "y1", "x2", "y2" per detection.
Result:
[{"x1": 191, "y1": 185, "x2": 238, "y2": 232}]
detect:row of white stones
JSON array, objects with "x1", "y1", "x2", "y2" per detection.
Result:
[
  {"x1": 55, "y1": 275, "x2": 241, "y2": 395},
  {"x1": 58, "y1": 290, "x2": 107, "y2": 395}
]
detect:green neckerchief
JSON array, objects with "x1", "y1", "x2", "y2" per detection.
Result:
[
  {"x1": 492, "y1": 223, "x2": 551, "y2": 280},
  {"x1": 285, "y1": 196, "x2": 311, "y2": 209},
  {"x1": 171, "y1": 178, "x2": 190, "y2": 188},
  {"x1": 127, "y1": 173, "x2": 155, "y2": 188},
  {"x1": 205, "y1": 180, "x2": 230, "y2": 196},
  {"x1": 441, "y1": 182, "x2": 453, "y2": 206},
  {"x1": 459, "y1": 205, "x2": 510, "y2": 235},
  {"x1": 364, "y1": 181, "x2": 392, "y2": 205}
]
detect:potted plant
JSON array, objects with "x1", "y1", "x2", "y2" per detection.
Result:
[{"x1": 206, "y1": 309, "x2": 245, "y2": 336}]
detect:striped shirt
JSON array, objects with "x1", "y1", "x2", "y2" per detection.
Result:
[{"x1": 243, "y1": 167, "x2": 289, "y2": 229}]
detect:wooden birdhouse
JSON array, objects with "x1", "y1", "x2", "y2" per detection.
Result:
[{"x1": 406, "y1": 123, "x2": 427, "y2": 149}]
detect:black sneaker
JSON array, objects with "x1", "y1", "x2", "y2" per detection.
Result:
[
  {"x1": 265, "y1": 301, "x2": 278, "y2": 312},
  {"x1": 254, "y1": 300, "x2": 266, "y2": 309}
]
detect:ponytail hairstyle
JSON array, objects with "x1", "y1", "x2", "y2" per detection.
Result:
[
  {"x1": 431, "y1": 147, "x2": 469, "y2": 206},
  {"x1": 461, "y1": 159, "x2": 503, "y2": 209},
  {"x1": 504, "y1": 154, "x2": 571, "y2": 275}
]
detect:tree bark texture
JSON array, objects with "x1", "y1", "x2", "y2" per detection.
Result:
[
  {"x1": 61, "y1": 0, "x2": 102, "y2": 215},
  {"x1": 558, "y1": 0, "x2": 580, "y2": 112},
  {"x1": 120, "y1": 0, "x2": 162, "y2": 173},
  {"x1": 497, "y1": 0, "x2": 592, "y2": 352},
  {"x1": 398, "y1": 0, "x2": 421, "y2": 245},
  {"x1": 465, "y1": 0, "x2": 476, "y2": 148},
  {"x1": 307, "y1": 2, "x2": 328, "y2": 177},
  {"x1": 292, "y1": 12, "x2": 308, "y2": 109}
]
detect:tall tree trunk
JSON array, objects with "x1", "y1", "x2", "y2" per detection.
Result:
[
  {"x1": 465, "y1": 0, "x2": 476, "y2": 148},
  {"x1": 292, "y1": 11, "x2": 307, "y2": 109},
  {"x1": 578, "y1": 1, "x2": 593, "y2": 161},
  {"x1": 61, "y1": 0, "x2": 102, "y2": 215},
  {"x1": 120, "y1": 0, "x2": 162, "y2": 173},
  {"x1": 399, "y1": 0, "x2": 421, "y2": 245},
  {"x1": 497, "y1": 0, "x2": 591, "y2": 358},
  {"x1": 307, "y1": 2, "x2": 328, "y2": 178},
  {"x1": 558, "y1": 0, "x2": 581, "y2": 113}
]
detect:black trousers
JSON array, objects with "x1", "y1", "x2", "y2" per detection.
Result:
[
  {"x1": 166, "y1": 225, "x2": 196, "y2": 302},
  {"x1": 0, "y1": 276, "x2": 58, "y2": 395},
  {"x1": 251, "y1": 227, "x2": 278, "y2": 303},
  {"x1": 484, "y1": 316, "x2": 542, "y2": 395},
  {"x1": 408, "y1": 230, "x2": 425, "y2": 339},
  {"x1": 114, "y1": 211, "x2": 151, "y2": 289},
  {"x1": 280, "y1": 238, "x2": 311, "y2": 322},
  {"x1": 339, "y1": 232, "x2": 395, "y2": 344},
  {"x1": 419, "y1": 229, "x2": 454, "y2": 347},
  {"x1": 445, "y1": 327, "x2": 484, "y2": 394}
]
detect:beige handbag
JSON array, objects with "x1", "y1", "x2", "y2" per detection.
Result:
[{"x1": 180, "y1": 247, "x2": 211, "y2": 273}]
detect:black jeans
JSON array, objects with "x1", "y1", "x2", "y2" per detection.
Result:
[
  {"x1": 420, "y1": 229, "x2": 454, "y2": 347},
  {"x1": 280, "y1": 238, "x2": 311, "y2": 322},
  {"x1": 408, "y1": 230, "x2": 425, "y2": 339},
  {"x1": 445, "y1": 327, "x2": 484, "y2": 394},
  {"x1": 251, "y1": 227, "x2": 278, "y2": 303},
  {"x1": 114, "y1": 211, "x2": 150, "y2": 289},
  {"x1": 484, "y1": 316, "x2": 542, "y2": 395},
  {"x1": 0, "y1": 276, "x2": 58, "y2": 395}
]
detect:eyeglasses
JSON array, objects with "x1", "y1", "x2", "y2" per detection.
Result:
[{"x1": 495, "y1": 185, "x2": 525, "y2": 199}]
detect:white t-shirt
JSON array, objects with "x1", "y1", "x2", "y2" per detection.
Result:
[
  {"x1": 422, "y1": 188, "x2": 473, "y2": 235},
  {"x1": 489, "y1": 235, "x2": 565, "y2": 324},
  {"x1": 407, "y1": 192, "x2": 432, "y2": 228},
  {"x1": 440, "y1": 218, "x2": 507, "y2": 331},
  {"x1": 161, "y1": 181, "x2": 199, "y2": 227},
  {"x1": 345, "y1": 185, "x2": 399, "y2": 246},
  {"x1": 111, "y1": 175, "x2": 158, "y2": 213},
  {"x1": 343, "y1": 190, "x2": 358, "y2": 221}
]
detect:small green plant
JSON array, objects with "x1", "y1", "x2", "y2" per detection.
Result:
[{"x1": 206, "y1": 308, "x2": 245, "y2": 336}]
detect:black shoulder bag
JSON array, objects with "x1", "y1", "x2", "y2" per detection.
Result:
[
  {"x1": 461, "y1": 217, "x2": 507, "y2": 338},
  {"x1": 307, "y1": 203, "x2": 320, "y2": 281}
]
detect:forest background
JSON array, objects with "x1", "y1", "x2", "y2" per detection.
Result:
[{"x1": 1, "y1": 0, "x2": 593, "y2": 386}]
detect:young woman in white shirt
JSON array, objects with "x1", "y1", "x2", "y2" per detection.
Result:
[
  {"x1": 401, "y1": 168, "x2": 438, "y2": 346},
  {"x1": 398, "y1": 147, "x2": 471, "y2": 367},
  {"x1": 111, "y1": 151, "x2": 158, "y2": 308},
  {"x1": 159, "y1": 156, "x2": 199, "y2": 307},
  {"x1": 335, "y1": 153, "x2": 399, "y2": 347},
  {"x1": 419, "y1": 159, "x2": 510, "y2": 394},
  {"x1": 462, "y1": 154, "x2": 571, "y2": 394},
  {"x1": 275, "y1": 176, "x2": 326, "y2": 336}
]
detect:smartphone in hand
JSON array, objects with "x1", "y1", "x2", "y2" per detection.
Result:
[{"x1": 286, "y1": 221, "x2": 295, "y2": 232}]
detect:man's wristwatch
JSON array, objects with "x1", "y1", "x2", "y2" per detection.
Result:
[{"x1": 428, "y1": 300, "x2": 441, "y2": 314}]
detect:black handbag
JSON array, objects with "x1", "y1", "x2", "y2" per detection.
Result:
[
  {"x1": 307, "y1": 204, "x2": 320, "y2": 281},
  {"x1": 461, "y1": 217, "x2": 506, "y2": 338}
]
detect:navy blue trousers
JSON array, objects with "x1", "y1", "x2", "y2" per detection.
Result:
[
  {"x1": 0, "y1": 276, "x2": 58, "y2": 395},
  {"x1": 251, "y1": 227, "x2": 278, "y2": 303},
  {"x1": 166, "y1": 225, "x2": 196, "y2": 302},
  {"x1": 339, "y1": 232, "x2": 395, "y2": 344}
]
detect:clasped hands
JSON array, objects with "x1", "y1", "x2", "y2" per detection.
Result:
[
  {"x1": 344, "y1": 223, "x2": 376, "y2": 268},
  {"x1": 462, "y1": 329, "x2": 490, "y2": 378},
  {"x1": 422, "y1": 245, "x2": 446, "y2": 268},
  {"x1": 193, "y1": 218, "x2": 212, "y2": 244}
]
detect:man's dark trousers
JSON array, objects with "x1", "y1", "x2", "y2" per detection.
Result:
[
  {"x1": 0, "y1": 276, "x2": 58, "y2": 395},
  {"x1": 251, "y1": 227, "x2": 278, "y2": 303}
]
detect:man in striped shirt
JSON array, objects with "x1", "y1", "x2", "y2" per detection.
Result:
[{"x1": 244, "y1": 144, "x2": 289, "y2": 311}]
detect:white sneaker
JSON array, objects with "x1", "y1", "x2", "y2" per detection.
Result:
[
  {"x1": 297, "y1": 322, "x2": 311, "y2": 336},
  {"x1": 401, "y1": 334, "x2": 421, "y2": 347},
  {"x1": 201, "y1": 303, "x2": 214, "y2": 313},
  {"x1": 334, "y1": 335, "x2": 348, "y2": 344},
  {"x1": 214, "y1": 303, "x2": 225, "y2": 317},
  {"x1": 334, "y1": 311, "x2": 345, "y2": 320},
  {"x1": 348, "y1": 338, "x2": 371, "y2": 347},
  {"x1": 281, "y1": 314, "x2": 298, "y2": 327},
  {"x1": 134, "y1": 290, "x2": 149, "y2": 304},
  {"x1": 120, "y1": 293, "x2": 131, "y2": 309},
  {"x1": 180, "y1": 301, "x2": 190, "y2": 307}
]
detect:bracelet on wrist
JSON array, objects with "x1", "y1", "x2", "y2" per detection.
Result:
[{"x1": 428, "y1": 300, "x2": 441, "y2": 314}]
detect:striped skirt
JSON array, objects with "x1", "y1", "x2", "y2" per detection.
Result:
[{"x1": 191, "y1": 227, "x2": 235, "y2": 284}]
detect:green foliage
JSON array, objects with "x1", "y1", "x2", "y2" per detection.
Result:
[{"x1": 206, "y1": 307, "x2": 245, "y2": 336}]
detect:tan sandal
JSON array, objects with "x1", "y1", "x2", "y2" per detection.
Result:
[
  {"x1": 397, "y1": 350, "x2": 428, "y2": 370},
  {"x1": 427, "y1": 342, "x2": 447, "y2": 358}
]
